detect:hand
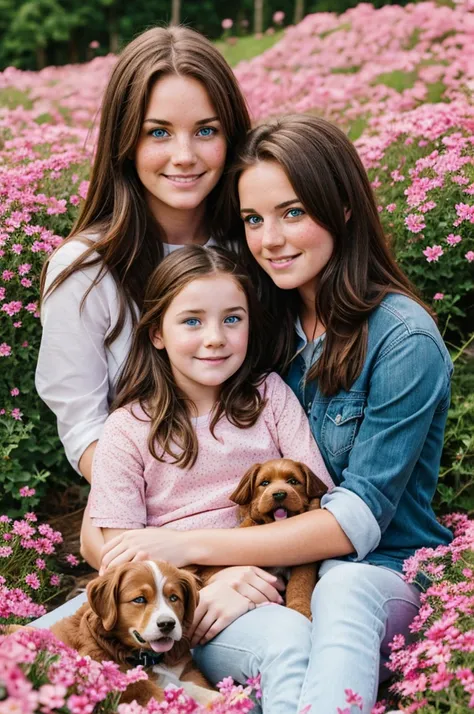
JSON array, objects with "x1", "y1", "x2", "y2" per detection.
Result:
[
  {"x1": 189, "y1": 581, "x2": 255, "y2": 647},
  {"x1": 99, "y1": 528, "x2": 192, "y2": 574},
  {"x1": 209, "y1": 566, "x2": 285, "y2": 605}
]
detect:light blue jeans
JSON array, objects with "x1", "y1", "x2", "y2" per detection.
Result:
[{"x1": 30, "y1": 559, "x2": 420, "y2": 714}]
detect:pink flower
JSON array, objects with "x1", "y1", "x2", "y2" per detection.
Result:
[
  {"x1": 12, "y1": 520, "x2": 35, "y2": 537},
  {"x1": 405, "y1": 214, "x2": 426, "y2": 233},
  {"x1": 433, "y1": 293, "x2": 444, "y2": 300},
  {"x1": 50, "y1": 574, "x2": 61, "y2": 586},
  {"x1": 2, "y1": 270, "x2": 14, "y2": 281},
  {"x1": 0, "y1": 546, "x2": 13, "y2": 557},
  {"x1": 66, "y1": 553, "x2": 80, "y2": 566},
  {"x1": 25, "y1": 572, "x2": 41, "y2": 590},
  {"x1": 446, "y1": 233, "x2": 462, "y2": 246},
  {"x1": 273, "y1": 10, "x2": 285, "y2": 24},
  {"x1": 35, "y1": 558, "x2": 46, "y2": 570},
  {"x1": 19, "y1": 486, "x2": 36, "y2": 497},
  {"x1": 25, "y1": 302, "x2": 37, "y2": 313},
  {"x1": 0, "y1": 343, "x2": 11, "y2": 357},
  {"x1": 10, "y1": 387, "x2": 20, "y2": 396},
  {"x1": 11, "y1": 408, "x2": 23, "y2": 421},
  {"x1": 89, "y1": 40, "x2": 100, "y2": 49},
  {"x1": 465, "y1": 251, "x2": 474, "y2": 262},
  {"x1": 11, "y1": 243, "x2": 23, "y2": 254},
  {"x1": 423, "y1": 245, "x2": 444, "y2": 262},
  {"x1": 38, "y1": 684, "x2": 67, "y2": 709},
  {"x1": 345, "y1": 688, "x2": 363, "y2": 709},
  {"x1": 221, "y1": 18, "x2": 233, "y2": 30},
  {"x1": 386, "y1": 203, "x2": 396, "y2": 212},
  {"x1": 2, "y1": 300, "x2": 22, "y2": 316},
  {"x1": 17, "y1": 263, "x2": 31, "y2": 275},
  {"x1": 13, "y1": 321, "x2": 22, "y2": 328},
  {"x1": 20, "y1": 278, "x2": 32, "y2": 287}
]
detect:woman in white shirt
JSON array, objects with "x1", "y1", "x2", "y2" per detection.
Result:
[{"x1": 36, "y1": 25, "x2": 251, "y2": 563}]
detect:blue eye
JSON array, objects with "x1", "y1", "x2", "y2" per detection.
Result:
[
  {"x1": 184, "y1": 318, "x2": 200, "y2": 327},
  {"x1": 244, "y1": 215, "x2": 262, "y2": 226},
  {"x1": 286, "y1": 208, "x2": 304, "y2": 218},
  {"x1": 224, "y1": 315, "x2": 241, "y2": 324},
  {"x1": 132, "y1": 596, "x2": 147, "y2": 604},
  {"x1": 151, "y1": 128, "x2": 169, "y2": 139},
  {"x1": 197, "y1": 127, "x2": 216, "y2": 137}
]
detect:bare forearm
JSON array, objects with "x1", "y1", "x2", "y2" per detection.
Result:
[
  {"x1": 78, "y1": 441, "x2": 98, "y2": 484},
  {"x1": 191, "y1": 509, "x2": 354, "y2": 567}
]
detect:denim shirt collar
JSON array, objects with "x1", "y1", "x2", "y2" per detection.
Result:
[{"x1": 294, "y1": 316, "x2": 325, "y2": 373}]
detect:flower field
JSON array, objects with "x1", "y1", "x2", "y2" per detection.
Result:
[{"x1": 0, "y1": 1, "x2": 473, "y2": 711}]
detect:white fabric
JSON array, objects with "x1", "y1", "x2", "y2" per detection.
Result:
[{"x1": 35, "y1": 236, "x2": 216, "y2": 473}]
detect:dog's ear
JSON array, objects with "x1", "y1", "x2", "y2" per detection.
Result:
[
  {"x1": 87, "y1": 565, "x2": 127, "y2": 632},
  {"x1": 229, "y1": 463, "x2": 262, "y2": 505},
  {"x1": 178, "y1": 569, "x2": 199, "y2": 633},
  {"x1": 296, "y1": 462, "x2": 328, "y2": 500}
]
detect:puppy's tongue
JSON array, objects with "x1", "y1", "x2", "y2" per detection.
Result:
[
  {"x1": 274, "y1": 508, "x2": 288, "y2": 520},
  {"x1": 149, "y1": 637, "x2": 174, "y2": 653}
]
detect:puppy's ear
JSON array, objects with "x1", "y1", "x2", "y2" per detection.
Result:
[
  {"x1": 87, "y1": 566, "x2": 126, "y2": 632},
  {"x1": 297, "y1": 463, "x2": 328, "y2": 500},
  {"x1": 229, "y1": 463, "x2": 262, "y2": 505},
  {"x1": 178, "y1": 569, "x2": 199, "y2": 633}
]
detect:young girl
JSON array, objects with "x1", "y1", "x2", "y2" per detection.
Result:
[
  {"x1": 35, "y1": 25, "x2": 251, "y2": 566},
  {"x1": 101, "y1": 116, "x2": 454, "y2": 714},
  {"x1": 89, "y1": 244, "x2": 334, "y2": 713}
]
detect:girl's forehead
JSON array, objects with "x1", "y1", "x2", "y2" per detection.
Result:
[
  {"x1": 145, "y1": 74, "x2": 218, "y2": 125},
  {"x1": 168, "y1": 275, "x2": 247, "y2": 310}
]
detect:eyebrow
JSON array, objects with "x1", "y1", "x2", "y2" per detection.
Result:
[
  {"x1": 143, "y1": 116, "x2": 220, "y2": 126},
  {"x1": 176, "y1": 306, "x2": 247, "y2": 317},
  {"x1": 240, "y1": 198, "x2": 301, "y2": 214}
]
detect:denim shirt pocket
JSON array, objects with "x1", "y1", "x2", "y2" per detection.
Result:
[{"x1": 321, "y1": 396, "x2": 366, "y2": 457}]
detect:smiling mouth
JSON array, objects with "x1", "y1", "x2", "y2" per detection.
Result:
[
  {"x1": 162, "y1": 173, "x2": 205, "y2": 184},
  {"x1": 273, "y1": 507, "x2": 288, "y2": 520},
  {"x1": 268, "y1": 254, "x2": 301, "y2": 265},
  {"x1": 196, "y1": 356, "x2": 230, "y2": 362}
]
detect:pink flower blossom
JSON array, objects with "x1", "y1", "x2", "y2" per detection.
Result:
[
  {"x1": 446, "y1": 233, "x2": 462, "y2": 246},
  {"x1": 25, "y1": 572, "x2": 41, "y2": 590},
  {"x1": 11, "y1": 408, "x2": 23, "y2": 421},
  {"x1": 433, "y1": 293, "x2": 444, "y2": 300},
  {"x1": 19, "y1": 486, "x2": 36, "y2": 497},
  {"x1": 35, "y1": 558, "x2": 46, "y2": 570},
  {"x1": 10, "y1": 387, "x2": 19, "y2": 396},
  {"x1": 273, "y1": 10, "x2": 285, "y2": 24},
  {"x1": 2, "y1": 270, "x2": 14, "y2": 281},
  {"x1": 405, "y1": 214, "x2": 426, "y2": 233},
  {"x1": 465, "y1": 251, "x2": 474, "y2": 262},
  {"x1": 17, "y1": 263, "x2": 31, "y2": 275},
  {"x1": 66, "y1": 553, "x2": 80, "y2": 566},
  {"x1": 221, "y1": 18, "x2": 233, "y2": 30},
  {"x1": 0, "y1": 342, "x2": 12, "y2": 357},
  {"x1": 345, "y1": 689, "x2": 363, "y2": 709},
  {"x1": 11, "y1": 243, "x2": 23, "y2": 254},
  {"x1": 50, "y1": 574, "x2": 61, "y2": 586},
  {"x1": 0, "y1": 546, "x2": 13, "y2": 557},
  {"x1": 386, "y1": 203, "x2": 396, "y2": 212},
  {"x1": 423, "y1": 245, "x2": 444, "y2": 262}
]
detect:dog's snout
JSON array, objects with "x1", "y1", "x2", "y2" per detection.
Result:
[
  {"x1": 157, "y1": 616, "x2": 176, "y2": 634},
  {"x1": 272, "y1": 491, "x2": 287, "y2": 502}
]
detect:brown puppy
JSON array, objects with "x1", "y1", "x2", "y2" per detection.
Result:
[
  {"x1": 49, "y1": 561, "x2": 217, "y2": 706},
  {"x1": 230, "y1": 458, "x2": 328, "y2": 619}
]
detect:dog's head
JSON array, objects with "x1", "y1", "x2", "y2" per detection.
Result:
[
  {"x1": 87, "y1": 560, "x2": 198, "y2": 656},
  {"x1": 230, "y1": 458, "x2": 328, "y2": 524}
]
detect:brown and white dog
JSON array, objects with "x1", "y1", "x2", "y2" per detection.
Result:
[
  {"x1": 229, "y1": 458, "x2": 328, "y2": 619},
  {"x1": 50, "y1": 560, "x2": 218, "y2": 706}
]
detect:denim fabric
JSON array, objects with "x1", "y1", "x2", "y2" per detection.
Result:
[{"x1": 286, "y1": 293, "x2": 453, "y2": 575}]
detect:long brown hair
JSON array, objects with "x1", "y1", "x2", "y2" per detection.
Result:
[
  {"x1": 229, "y1": 114, "x2": 429, "y2": 395},
  {"x1": 40, "y1": 26, "x2": 251, "y2": 346},
  {"x1": 114, "y1": 245, "x2": 268, "y2": 468}
]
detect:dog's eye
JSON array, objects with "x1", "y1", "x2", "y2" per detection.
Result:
[
  {"x1": 287, "y1": 477, "x2": 300, "y2": 485},
  {"x1": 132, "y1": 596, "x2": 147, "y2": 604},
  {"x1": 260, "y1": 480, "x2": 270, "y2": 487},
  {"x1": 169, "y1": 594, "x2": 179, "y2": 603}
]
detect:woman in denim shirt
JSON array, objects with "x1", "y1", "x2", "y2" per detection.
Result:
[{"x1": 96, "y1": 115, "x2": 453, "y2": 713}]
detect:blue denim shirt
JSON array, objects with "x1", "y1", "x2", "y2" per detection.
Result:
[{"x1": 285, "y1": 293, "x2": 453, "y2": 575}]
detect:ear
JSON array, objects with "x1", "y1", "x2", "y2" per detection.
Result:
[
  {"x1": 296, "y1": 462, "x2": 328, "y2": 500},
  {"x1": 229, "y1": 463, "x2": 262, "y2": 505},
  {"x1": 178, "y1": 569, "x2": 199, "y2": 633},
  {"x1": 149, "y1": 325, "x2": 164, "y2": 350},
  {"x1": 87, "y1": 566, "x2": 126, "y2": 632}
]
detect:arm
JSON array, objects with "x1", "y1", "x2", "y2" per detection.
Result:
[
  {"x1": 267, "y1": 373, "x2": 334, "y2": 490},
  {"x1": 35, "y1": 241, "x2": 112, "y2": 473}
]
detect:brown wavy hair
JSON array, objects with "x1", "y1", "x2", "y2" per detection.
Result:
[
  {"x1": 40, "y1": 26, "x2": 251, "y2": 347},
  {"x1": 227, "y1": 114, "x2": 429, "y2": 396},
  {"x1": 113, "y1": 245, "x2": 268, "y2": 468}
]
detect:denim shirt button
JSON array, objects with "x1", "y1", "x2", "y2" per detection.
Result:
[{"x1": 335, "y1": 413, "x2": 342, "y2": 424}]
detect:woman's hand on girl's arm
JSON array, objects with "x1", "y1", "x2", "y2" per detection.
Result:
[
  {"x1": 208, "y1": 566, "x2": 285, "y2": 605},
  {"x1": 189, "y1": 581, "x2": 256, "y2": 647},
  {"x1": 99, "y1": 527, "x2": 191, "y2": 574}
]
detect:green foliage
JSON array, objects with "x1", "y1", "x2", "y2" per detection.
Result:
[{"x1": 214, "y1": 30, "x2": 285, "y2": 66}]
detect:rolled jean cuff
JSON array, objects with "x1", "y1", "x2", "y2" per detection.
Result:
[{"x1": 321, "y1": 487, "x2": 381, "y2": 560}]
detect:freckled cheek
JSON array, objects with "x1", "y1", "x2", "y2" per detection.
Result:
[
  {"x1": 136, "y1": 145, "x2": 170, "y2": 173},
  {"x1": 203, "y1": 140, "x2": 227, "y2": 170}
]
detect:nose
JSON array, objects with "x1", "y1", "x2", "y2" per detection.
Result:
[
  {"x1": 157, "y1": 616, "x2": 176, "y2": 634},
  {"x1": 203, "y1": 323, "x2": 225, "y2": 348},
  {"x1": 272, "y1": 491, "x2": 287, "y2": 502},
  {"x1": 171, "y1": 135, "x2": 196, "y2": 166},
  {"x1": 261, "y1": 220, "x2": 285, "y2": 250}
]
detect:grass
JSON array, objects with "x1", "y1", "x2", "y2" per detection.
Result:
[
  {"x1": 214, "y1": 30, "x2": 285, "y2": 67},
  {"x1": 0, "y1": 87, "x2": 33, "y2": 110}
]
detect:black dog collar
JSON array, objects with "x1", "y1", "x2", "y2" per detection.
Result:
[{"x1": 127, "y1": 648, "x2": 164, "y2": 668}]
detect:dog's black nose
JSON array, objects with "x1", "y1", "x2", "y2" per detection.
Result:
[
  {"x1": 272, "y1": 491, "x2": 287, "y2": 502},
  {"x1": 157, "y1": 617, "x2": 175, "y2": 634}
]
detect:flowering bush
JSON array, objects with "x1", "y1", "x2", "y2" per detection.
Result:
[
  {"x1": 0, "y1": 628, "x2": 257, "y2": 714},
  {"x1": 0, "y1": 491, "x2": 79, "y2": 625}
]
